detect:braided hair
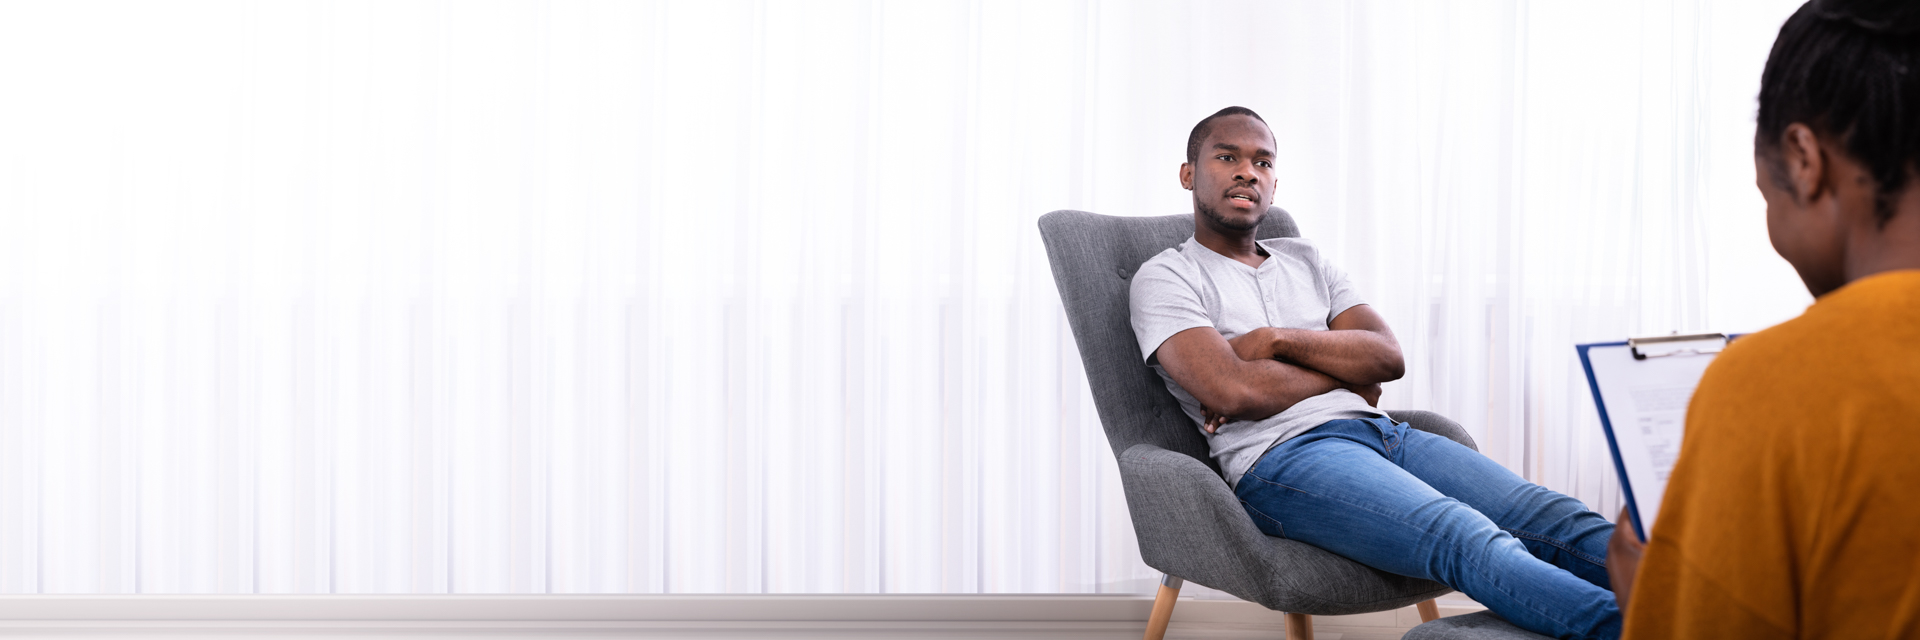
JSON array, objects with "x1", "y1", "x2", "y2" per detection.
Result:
[{"x1": 1758, "y1": 0, "x2": 1920, "y2": 226}]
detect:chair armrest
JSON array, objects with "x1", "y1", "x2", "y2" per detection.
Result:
[
  {"x1": 1387, "y1": 409, "x2": 1478, "y2": 452},
  {"x1": 1117, "y1": 443, "x2": 1275, "y2": 588}
]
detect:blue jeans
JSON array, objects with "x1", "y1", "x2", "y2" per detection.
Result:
[{"x1": 1234, "y1": 417, "x2": 1620, "y2": 640}]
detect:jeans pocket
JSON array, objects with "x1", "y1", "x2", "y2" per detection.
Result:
[
  {"x1": 1239, "y1": 499, "x2": 1287, "y2": 539},
  {"x1": 1360, "y1": 417, "x2": 1401, "y2": 454}
]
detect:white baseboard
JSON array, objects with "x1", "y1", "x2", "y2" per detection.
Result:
[{"x1": 0, "y1": 594, "x2": 1487, "y2": 633}]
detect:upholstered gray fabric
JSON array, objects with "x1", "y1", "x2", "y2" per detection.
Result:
[
  {"x1": 1038, "y1": 208, "x2": 1480, "y2": 615},
  {"x1": 1405, "y1": 611, "x2": 1551, "y2": 640}
]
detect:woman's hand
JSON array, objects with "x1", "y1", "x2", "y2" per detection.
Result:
[{"x1": 1606, "y1": 507, "x2": 1646, "y2": 615}]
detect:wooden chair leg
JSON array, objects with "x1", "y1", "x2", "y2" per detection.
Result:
[
  {"x1": 1144, "y1": 574, "x2": 1182, "y2": 640},
  {"x1": 1416, "y1": 598, "x2": 1440, "y2": 622},
  {"x1": 1285, "y1": 612, "x2": 1313, "y2": 639}
]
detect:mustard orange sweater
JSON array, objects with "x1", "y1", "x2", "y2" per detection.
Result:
[{"x1": 1624, "y1": 270, "x2": 1920, "y2": 639}]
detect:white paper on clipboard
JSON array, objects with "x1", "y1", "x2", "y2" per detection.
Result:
[{"x1": 1578, "y1": 334, "x2": 1726, "y2": 540}]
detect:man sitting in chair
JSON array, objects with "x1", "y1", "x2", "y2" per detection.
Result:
[{"x1": 1130, "y1": 106, "x2": 1621, "y2": 639}]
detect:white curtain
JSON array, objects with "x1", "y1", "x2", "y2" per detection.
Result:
[{"x1": 0, "y1": 0, "x2": 1810, "y2": 595}]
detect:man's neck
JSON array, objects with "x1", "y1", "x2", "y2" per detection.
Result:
[{"x1": 1194, "y1": 223, "x2": 1267, "y2": 269}]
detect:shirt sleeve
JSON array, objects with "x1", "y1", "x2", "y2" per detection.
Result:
[
  {"x1": 1129, "y1": 254, "x2": 1212, "y2": 364},
  {"x1": 1310, "y1": 242, "x2": 1366, "y2": 322}
]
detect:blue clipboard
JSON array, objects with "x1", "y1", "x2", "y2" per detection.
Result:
[
  {"x1": 1576, "y1": 341, "x2": 1646, "y2": 541},
  {"x1": 1576, "y1": 333, "x2": 1734, "y2": 542}
]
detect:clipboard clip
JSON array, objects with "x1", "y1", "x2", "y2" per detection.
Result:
[{"x1": 1629, "y1": 332, "x2": 1729, "y2": 360}]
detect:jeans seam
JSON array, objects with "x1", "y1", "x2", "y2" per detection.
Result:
[
  {"x1": 1254, "y1": 476, "x2": 1580, "y2": 638},
  {"x1": 1503, "y1": 527, "x2": 1607, "y2": 569}
]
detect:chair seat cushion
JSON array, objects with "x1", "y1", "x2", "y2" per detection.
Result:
[
  {"x1": 1119, "y1": 443, "x2": 1451, "y2": 615},
  {"x1": 1403, "y1": 611, "x2": 1551, "y2": 640}
]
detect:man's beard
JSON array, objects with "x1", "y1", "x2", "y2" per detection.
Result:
[{"x1": 1197, "y1": 199, "x2": 1263, "y2": 233}]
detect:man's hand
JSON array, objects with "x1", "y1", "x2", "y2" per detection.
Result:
[
  {"x1": 1224, "y1": 328, "x2": 1280, "y2": 362},
  {"x1": 1269, "y1": 306, "x2": 1406, "y2": 385},
  {"x1": 1155, "y1": 327, "x2": 1347, "y2": 428},
  {"x1": 1345, "y1": 382, "x2": 1382, "y2": 407},
  {"x1": 1217, "y1": 308, "x2": 1405, "y2": 387},
  {"x1": 1202, "y1": 381, "x2": 1377, "y2": 433},
  {"x1": 1201, "y1": 330, "x2": 1382, "y2": 426},
  {"x1": 1606, "y1": 507, "x2": 1646, "y2": 615},
  {"x1": 1200, "y1": 405, "x2": 1229, "y2": 434}
]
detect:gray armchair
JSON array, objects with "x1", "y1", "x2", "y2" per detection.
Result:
[{"x1": 1038, "y1": 207, "x2": 1542, "y2": 639}]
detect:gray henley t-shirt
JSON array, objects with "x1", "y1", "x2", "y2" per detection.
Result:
[{"x1": 1128, "y1": 235, "x2": 1384, "y2": 489}]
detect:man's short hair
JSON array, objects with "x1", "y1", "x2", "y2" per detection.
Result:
[
  {"x1": 1186, "y1": 106, "x2": 1270, "y2": 165},
  {"x1": 1758, "y1": 0, "x2": 1920, "y2": 225}
]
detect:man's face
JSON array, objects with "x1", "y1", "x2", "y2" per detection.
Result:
[{"x1": 1182, "y1": 115, "x2": 1277, "y2": 233}]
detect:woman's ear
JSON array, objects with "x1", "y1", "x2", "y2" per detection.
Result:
[{"x1": 1780, "y1": 123, "x2": 1828, "y2": 205}]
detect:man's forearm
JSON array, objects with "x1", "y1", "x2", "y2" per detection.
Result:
[
  {"x1": 1217, "y1": 357, "x2": 1348, "y2": 421},
  {"x1": 1247, "y1": 328, "x2": 1404, "y2": 385}
]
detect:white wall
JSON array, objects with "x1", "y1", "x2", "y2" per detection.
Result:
[{"x1": 0, "y1": 0, "x2": 1808, "y2": 595}]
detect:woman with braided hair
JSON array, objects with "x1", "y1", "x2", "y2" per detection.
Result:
[{"x1": 1606, "y1": 1, "x2": 1920, "y2": 638}]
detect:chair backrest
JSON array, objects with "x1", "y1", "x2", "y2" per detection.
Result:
[{"x1": 1038, "y1": 207, "x2": 1301, "y2": 474}]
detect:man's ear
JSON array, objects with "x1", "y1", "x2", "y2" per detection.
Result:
[
  {"x1": 1781, "y1": 123, "x2": 1829, "y2": 205},
  {"x1": 1179, "y1": 162, "x2": 1193, "y2": 190}
]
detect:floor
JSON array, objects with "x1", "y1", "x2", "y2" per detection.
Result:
[
  {"x1": 0, "y1": 628, "x2": 1417, "y2": 640},
  {"x1": 0, "y1": 596, "x2": 1486, "y2": 639},
  {"x1": 0, "y1": 618, "x2": 1449, "y2": 639}
]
